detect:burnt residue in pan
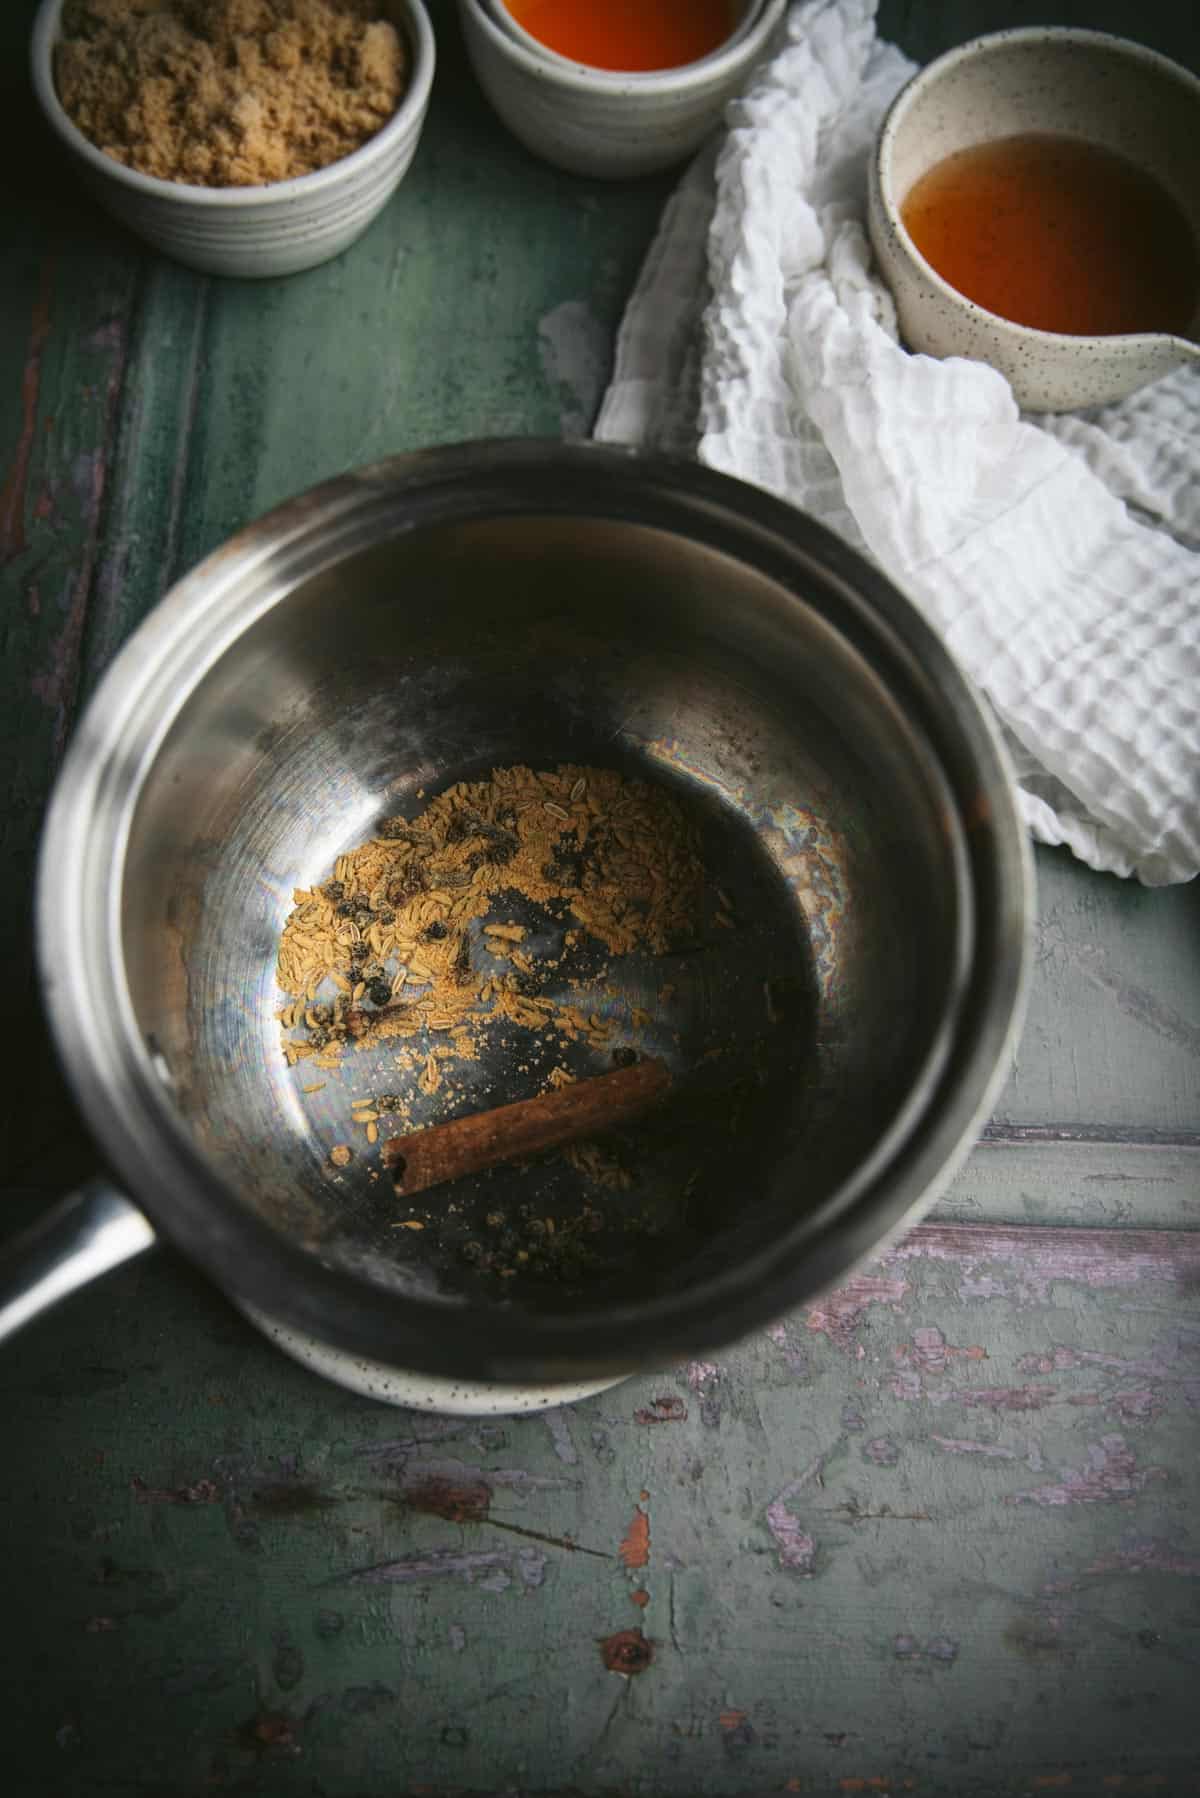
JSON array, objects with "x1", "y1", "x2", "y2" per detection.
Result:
[{"x1": 298, "y1": 766, "x2": 820, "y2": 1313}]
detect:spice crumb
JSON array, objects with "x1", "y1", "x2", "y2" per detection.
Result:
[
  {"x1": 483, "y1": 921, "x2": 526, "y2": 942},
  {"x1": 278, "y1": 763, "x2": 710, "y2": 1220}
]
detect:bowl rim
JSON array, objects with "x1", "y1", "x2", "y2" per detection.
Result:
[
  {"x1": 872, "y1": 24, "x2": 1200, "y2": 353},
  {"x1": 30, "y1": 0, "x2": 436, "y2": 206},
  {"x1": 480, "y1": 0, "x2": 768, "y2": 80},
  {"x1": 36, "y1": 439, "x2": 1033, "y2": 1383},
  {"x1": 460, "y1": 0, "x2": 786, "y2": 93}
]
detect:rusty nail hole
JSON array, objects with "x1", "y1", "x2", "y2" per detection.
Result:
[
  {"x1": 600, "y1": 1627, "x2": 653, "y2": 1675},
  {"x1": 404, "y1": 1478, "x2": 491, "y2": 1525}
]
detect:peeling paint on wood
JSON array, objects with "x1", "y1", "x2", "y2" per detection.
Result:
[
  {"x1": 404, "y1": 1476, "x2": 492, "y2": 1524},
  {"x1": 131, "y1": 1475, "x2": 219, "y2": 1505},
  {"x1": 543, "y1": 1406, "x2": 579, "y2": 1465},
  {"x1": 2, "y1": 1213, "x2": 1198, "y2": 1791},
  {"x1": 894, "y1": 1325, "x2": 988, "y2": 1371},
  {"x1": 634, "y1": 1395, "x2": 688, "y2": 1424},
  {"x1": 1008, "y1": 1435, "x2": 1168, "y2": 1508},
  {"x1": 617, "y1": 1505, "x2": 650, "y2": 1569},
  {"x1": 885, "y1": 1221, "x2": 1200, "y2": 1292},
  {"x1": 766, "y1": 1459, "x2": 823, "y2": 1573},
  {"x1": 334, "y1": 1544, "x2": 548, "y2": 1590},
  {"x1": 0, "y1": 254, "x2": 53, "y2": 561},
  {"x1": 805, "y1": 1274, "x2": 910, "y2": 1355}
]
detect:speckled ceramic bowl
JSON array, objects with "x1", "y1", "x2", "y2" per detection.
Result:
[
  {"x1": 868, "y1": 28, "x2": 1200, "y2": 411},
  {"x1": 30, "y1": 0, "x2": 435, "y2": 278},
  {"x1": 243, "y1": 1306, "x2": 621, "y2": 1414},
  {"x1": 458, "y1": 0, "x2": 786, "y2": 179}
]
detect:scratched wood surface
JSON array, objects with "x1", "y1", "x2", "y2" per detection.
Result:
[
  {"x1": 1, "y1": 0, "x2": 1198, "y2": 1793},
  {"x1": 2, "y1": 1220, "x2": 1198, "y2": 1795}
]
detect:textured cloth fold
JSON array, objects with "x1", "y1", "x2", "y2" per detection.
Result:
[{"x1": 595, "y1": 0, "x2": 1200, "y2": 884}]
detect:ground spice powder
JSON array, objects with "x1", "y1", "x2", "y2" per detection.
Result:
[
  {"x1": 55, "y1": 0, "x2": 407, "y2": 187},
  {"x1": 275, "y1": 763, "x2": 705, "y2": 1084}
]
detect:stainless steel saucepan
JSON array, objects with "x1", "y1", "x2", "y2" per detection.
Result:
[{"x1": 4, "y1": 442, "x2": 1031, "y2": 1408}]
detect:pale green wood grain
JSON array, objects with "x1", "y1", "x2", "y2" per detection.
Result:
[
  {"x1": 0, "y1": 1219, "x2": 1195, "y2": 1794},
  {"x1": 991, "y1": 851, "x2": 1200, "y2": 1137},
  {"x1": 934, "y1": 1141, "x2": 1200, "y2": 1231}
]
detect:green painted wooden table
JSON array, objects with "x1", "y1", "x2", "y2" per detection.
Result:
[{"x1": 2, "y1": 4, "x2": 1198, "y2": 1793}]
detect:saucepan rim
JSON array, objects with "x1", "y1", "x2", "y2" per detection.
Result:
[{"x1": 36, "y1": 439, "x2": 1031, "y2": 1381}]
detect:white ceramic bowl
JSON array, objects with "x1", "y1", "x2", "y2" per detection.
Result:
[
  {"x1": 868, "y1": 28, "x2": 1200, "y2": 411},
  {"x1": 483, "y1": 0, "x2": 765, "y2": 72},
  {"x1": 31, "y1": 0, "x2": 436, "y2": 278},
  {"x1": 458, "y1": 0, "x2": 786, "y2": 179}
]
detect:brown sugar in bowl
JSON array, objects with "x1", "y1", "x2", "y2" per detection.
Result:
[{"x1": 31, "y1": 0, "x2": 436, "y2": 277}]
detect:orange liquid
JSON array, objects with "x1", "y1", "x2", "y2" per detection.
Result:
[
  {"x1": 901, "y1": 133, "x2": 1198, "y2": 337},
  {"x1": 502, "y1": 0, "x2": 740, "y2": 72}
]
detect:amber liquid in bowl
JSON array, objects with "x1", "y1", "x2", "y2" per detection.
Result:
[
  {"x1": 900, "y1": 132, "x2": 1199, "y2": 337},
  {"x1": 502, "y1": 0, "x2": 740, "y2": 71}
]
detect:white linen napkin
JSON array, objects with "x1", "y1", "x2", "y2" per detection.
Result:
[{"x1": 594, "y1": 0, "x2": 1200, "y2": 886}]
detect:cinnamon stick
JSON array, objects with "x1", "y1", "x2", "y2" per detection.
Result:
[{"x1": 382, "y1": 1058, "x2": 671, "y2": 1197}]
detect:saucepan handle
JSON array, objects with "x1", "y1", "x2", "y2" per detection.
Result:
[{"x1": 0, "y1": 1179, "x2": 157, "y2": 1344}]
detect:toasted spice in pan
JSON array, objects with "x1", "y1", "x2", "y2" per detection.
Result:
[
  {"x1": 277, "y1": 764, "x2": 718, "y2": 1257},
  {"x1": 276, "y1": 764, "x2": 703, "y2": 1075}
]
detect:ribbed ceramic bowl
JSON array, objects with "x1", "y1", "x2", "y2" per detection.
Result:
[
  {"x1": 868, "y1": 28, "x2": 1200, "y2": 411},
  {"x1": 30, "y1": 0, "x2": 436, "y2": 278},
  {"x1": 458, "y1": 0, "x2": 785, "y2": 178}
]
